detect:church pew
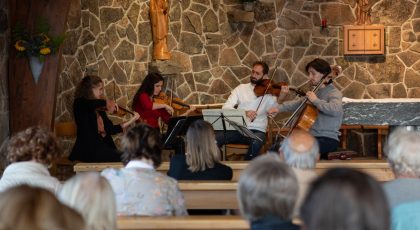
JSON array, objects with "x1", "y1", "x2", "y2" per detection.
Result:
[
  {"x1": 117, "y1": 215, "x2": 249, "y2": 230},
  {"x1": 74, "y1": 160, "x2": 394, "y2": 182},
  {"x1": 178, "y1": 181, "x2": 238, "y2": 209}
]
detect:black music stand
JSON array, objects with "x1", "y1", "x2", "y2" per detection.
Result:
[
  {"x1": 163, "y1": 115, "x2": 203, "y2": 152},
  {"x1": 223, "y1": 117, "x2": 263, "y2": 143},
  {"x1": 202, "y1": 109, "x2": 259, "y2": 160},
  {"x1": 164, "y1": 118, "x2": 187, "y2": 147}
]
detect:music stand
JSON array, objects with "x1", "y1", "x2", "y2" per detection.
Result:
[
  {"x1": 164, "y1": 118, "x2": 187, "y2": 147},
  {"x1": 202, "y1": 109, "x2": 248, "y2": 130},
  {"x1": 223, "y1": 117, "x2": 263, "y2": 143}
]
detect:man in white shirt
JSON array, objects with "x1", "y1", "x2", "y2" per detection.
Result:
[{"x1": 216, "y1": 61, "x2": 277, "y2": 160}]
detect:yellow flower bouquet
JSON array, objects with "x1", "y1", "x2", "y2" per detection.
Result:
[{"x1": 13, "y1": 18, "x2": 65, "y2": 61}]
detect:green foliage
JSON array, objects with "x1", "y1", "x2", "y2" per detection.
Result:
[{"x1": 12, "y1": 17, "x2": 65, "y2": 61}]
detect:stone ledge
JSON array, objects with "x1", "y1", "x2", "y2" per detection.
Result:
[{"x1": 227, "y1": 9, "x2": 254, "y2": 23}]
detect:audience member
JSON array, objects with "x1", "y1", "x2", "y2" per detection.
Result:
[
  {"x1": 0, "y1": 185, "x2": 86, "y2": 230},
  {"x1": 383, "y1": 128, "x2": 420, "y2": 230},
  {"x1": 167, "y1": 120, "x2": 232, "y2": 180},
  {"x1": 59, "y1": 172, "x2": 117, "y2": 230},
  {"x1": 0, "y1": 126, "x2": 61, "y2": 194},
  {"x1": 383, "y1": 127, "x2": 420, "y2": 209},
  {"x1": 101, "y1": 124, "x2": 187, "y2": 216},
  {"x1": 301, "y1": 168, "x2": 390, "y2": 230},
  {"x1": 279, "y1": 129, "x2": 319, "y2": 218},
  {"x1": 238, "y1": 154, "x2": 299, "y2": 230}
]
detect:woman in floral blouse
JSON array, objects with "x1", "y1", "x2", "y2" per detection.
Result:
[{"x1": 101, "y1": 124, "x2": 187, "y2": 216}]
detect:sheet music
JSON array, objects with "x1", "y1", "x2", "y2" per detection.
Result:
[{"x1": 202, "y1": 109, "x2": 249, "y2": 131}]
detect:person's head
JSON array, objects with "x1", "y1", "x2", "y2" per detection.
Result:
[
  {"x1": 301, "y1": 168, "x2": 390, "y2": 230},
  {"x1": 121, "y1": 124, "x2": 162, "y2": 167},
  {"x1": 238, "y1": 154, "x2": 298, "y2": 221},
  {"x1": 251, "y1": 61, "x2": 269, "y2": 84},
  {"x1": 279, "y1": 130, "x2": 319, "y2": 169},
  {"x1": 7, "y1": 126, "x2": 61, "y2": 165},
  {"x1": 59, "y1": 172, "x2": 116, "y2": 230},
  {"x1": 185, "y1": 120, "x2": 220, "y2": 172},
  {"x1": 384, "y1": 127, "x2": 420, "y2": 178},
  {"x1": 132, "y1": 72, "x2": 165, "y2": 110},
  {"x1": 75, "y1": 75, "x2": 104, "y2": 99},
  {"x1": 305, "y1": 58, "x2": 331, "y2": 86},
  {"x1": 0, "y1": 185, "x2": 86, "y2": 230}
]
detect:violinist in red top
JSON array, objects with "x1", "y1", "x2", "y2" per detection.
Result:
[{"x1": 132, "y1": 72, "x2": 195, "y2": 130}]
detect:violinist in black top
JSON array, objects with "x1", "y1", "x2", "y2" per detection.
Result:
[{"x1": 69, "y1": 75, "x2": 140, "y2": 162}]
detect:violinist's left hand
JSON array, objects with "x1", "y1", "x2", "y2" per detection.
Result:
[
  {"x1": 306, "y1": 91, "x2": 318, "y2": 102},
  {"x1": 106, "y1": 99, "x2": 117, "y2": 113}
]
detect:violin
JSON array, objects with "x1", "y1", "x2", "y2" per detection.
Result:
[
  {"x1": 97, "y1": 102, "x2": 136, "y2": 117},
  {"x1": 154, "y1": 92, "x2": 191, "y2": 110},
  {"x1": 254, "y1": 79, "x2": 306, "y2": 97}
]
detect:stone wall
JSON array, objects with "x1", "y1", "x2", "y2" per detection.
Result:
[
  {"x1": 56, "y1": 0, "x2": 420, "y2": 122},
  {"x1": 0, "y1": 0, "x2": 9, "y2": 173}
]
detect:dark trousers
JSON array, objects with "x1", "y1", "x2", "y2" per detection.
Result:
[
  {"x1": 216, "y1": 130, "x2": 266, "y2": 160},
  {"x1": 316, "y1": 136, "x2": 339, "y2": 159}
]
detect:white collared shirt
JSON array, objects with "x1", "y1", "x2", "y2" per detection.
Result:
[{"x1": 125, "y1": 160, "x2": 154, "y2": 170}]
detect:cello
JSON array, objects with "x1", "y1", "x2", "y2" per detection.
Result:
[{"x1": 281, "y1": 65, "x2": 342, "y2": 136}]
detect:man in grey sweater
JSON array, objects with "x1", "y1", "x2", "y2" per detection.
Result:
[{"x1": 268, "y1": 58, "x2": 343, "y2": 159}]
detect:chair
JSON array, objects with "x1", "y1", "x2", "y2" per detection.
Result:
[
  {"x1": 51, "y1": 121, "x2": 77, "y2": 180},
  {"x1": 223, "y1": 144, "x2": 249, "y2": 161}
]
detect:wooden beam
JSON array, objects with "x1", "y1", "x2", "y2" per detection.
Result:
[{"x1": 8, "y1": 0, "x2": 71, "y2": 134}]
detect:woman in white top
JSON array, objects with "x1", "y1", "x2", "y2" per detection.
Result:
[
  {"x1": 0, "y1": 126, "x2": 62, "y2": 194},
  {"x1": 101, "y1": 124, "x2": 187, "y2": 216}
]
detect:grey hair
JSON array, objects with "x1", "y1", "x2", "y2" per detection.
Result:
[
  {"x1": 280, "y1": 137, "x2": 319, "y2": 169},
  {"x1": 237, "y1": 154, "x2": 298, "y2": 221},
  {"x1": 385, "y1": 127, "x2": 420, "y2": 177},
  {"x1": 59, "y1": 172, "x2": 117, "y2": 230}
]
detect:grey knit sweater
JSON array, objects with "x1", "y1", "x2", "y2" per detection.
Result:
[{"x1": 278, "y1": 84, "x2": 343, "y2": 141}]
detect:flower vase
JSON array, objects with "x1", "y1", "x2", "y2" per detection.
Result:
[{"x1": 28, "y1": 56, "x2": 44, "y2": 83}]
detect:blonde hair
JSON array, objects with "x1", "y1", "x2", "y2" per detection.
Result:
[
  {"x1": 7, "y1": 126, "x2": 61, "y2": 165},
  {"x1": 0, "y1": 185, "x2": 86, "y2": 230},
  {"x1": 59, "y1": 172, "x2": 117, "y2": 230},
  {"x1": 185, "y1": 120, "x2": 221, "y2": 172}
]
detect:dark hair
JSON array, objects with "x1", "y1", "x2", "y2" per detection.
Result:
[
  {"x1": 74, "y1": 75, "x2": 103, "y2": 99},
  {"x1": 305, "y1": 58, "x2": 331, "y2": 77},
  {"x1": 131, "y1": 72, "x2": 164, "y2": 110},
  {"x1": 300, "y1": 168, "x2": 390, "y2": 230},
  {"x1": 121, "y1": 124, "x2": 163, "y2": 167},
  {"x1": 253, "y1": 61, "x2": 269, "y2": 75},
  {"x1": 7, "y1": 126, "x2": 61, "y2": 165}
]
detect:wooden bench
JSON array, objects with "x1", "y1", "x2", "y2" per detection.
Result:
[
  {"x1": 117, "y1": 216, "x2": 249, "y2": 230},
  {"x1": 75, "y1": 160, "x2": 394, "y2": 182},
  {"x1": 179, "y1": 181, "x2": 237, "y2": 209}
]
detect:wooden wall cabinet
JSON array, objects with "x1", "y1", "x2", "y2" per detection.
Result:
[{"x1": 343, "y1": 25, "x2": 385, "y2": 55}]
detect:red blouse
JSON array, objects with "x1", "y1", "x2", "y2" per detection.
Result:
[{"x1": 134, "y1": 92, "x2": 171, "y2": 128}]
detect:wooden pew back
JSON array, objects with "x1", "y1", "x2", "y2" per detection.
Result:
[
  {"x1": 117, "y1": 216, "x2": 249, "y2": 230},
  {"x1": 74, "y1": 160, "x2": 394, "y2": 182}
]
